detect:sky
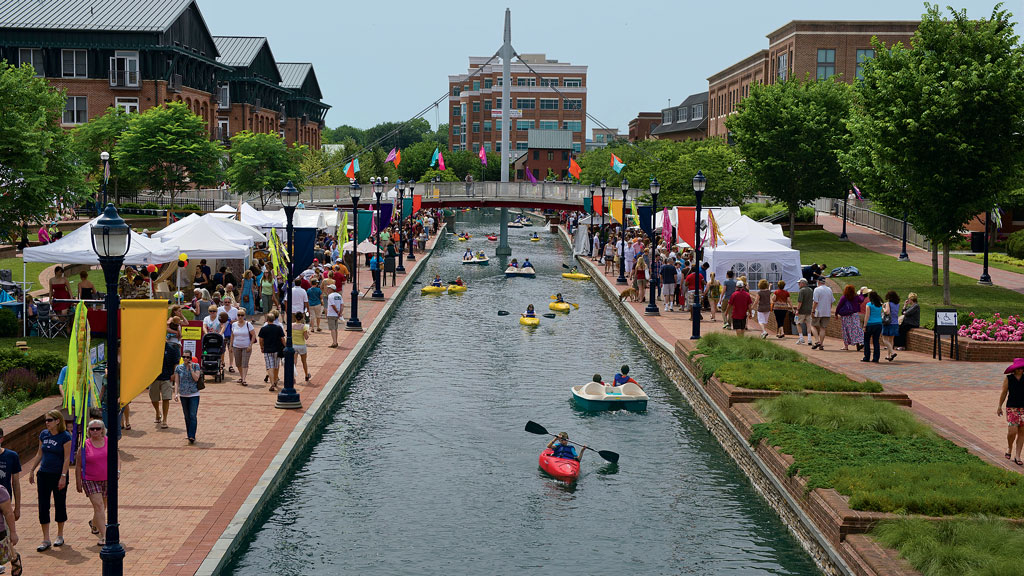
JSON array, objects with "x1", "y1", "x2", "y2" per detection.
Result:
[{"x1": 196, "y1": 0, "x2": 1023, "y2": 138}]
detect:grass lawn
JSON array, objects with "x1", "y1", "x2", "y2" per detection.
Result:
[
  {"x1": 873, "y1": 516, "x2": 1024, "y2": 576},
  {"x1": 0, "y1": 257, "x2": 54, "y2": 289},
  {"x1": 953, "y1": 252, "x2": 1024, "y2": 275},
  {"x1": 0, "y1": 337, "x2": 69, "y2": 361},
  {"x1": 792, "y1": 230, "x2": 1024, "y2": 326}
]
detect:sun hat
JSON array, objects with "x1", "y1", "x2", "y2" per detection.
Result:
[
  {"x1": 859, "y1": 286, "x2": 871, "y2": 295},
  {"x1": 736, "y1": 281, "x2": 745, "y2": 287},
  {"x1": 797, "y1": 278, "x2": 807, "y2": 284},
  {"x1": 1005, "y1": 358, "x2": 1024, "y2": 374}
]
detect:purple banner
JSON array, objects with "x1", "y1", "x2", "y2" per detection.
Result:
[{"x1": 379, "y1": 203, "x2": 394, "y2": 228}]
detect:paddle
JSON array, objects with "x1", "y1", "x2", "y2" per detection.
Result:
[
  {"x1": 524, "y1": 421, "x2": 619, "y2": 463},
  {"x1": 542, "y1": 313, "x2": 557, "y2": 319},
  {"x1": 498, "y1": 310, "x2": 510, "y2": 316}
]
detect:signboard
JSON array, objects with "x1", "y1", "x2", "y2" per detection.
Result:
[
  {"x1": 490, "y1": 109, "x2": 523, "y2": 118},
  {"x1": 934, "y1": 309, "x2": 958, "y2": 334},
  {"x1": 181, "y1": 326, "x2": 201, "y2": 340},
  {"x1": 182, "y1": 340, "x2": 197, "y2": 358}
]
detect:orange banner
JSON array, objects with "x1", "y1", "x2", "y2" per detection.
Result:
[
  {"x1": 119, "y1": 300, "x2": 170, "y2": 407},
  {"x1": 593, "y1": 195, "x2": 603, "y2": 216},
  {"x1": 676, "y1": 207, "x2": 696, "y2": 247},
  {"x1": 609, "y1": 199, "x2": 623, "y2": 225},
  {"x1": 412, "y1": 194, "x2": 422, "y2": 213}
]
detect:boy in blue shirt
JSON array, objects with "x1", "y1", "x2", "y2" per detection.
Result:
[
  {"x1": 613, "y1": 365, "x2": 638, "y2": 387},
  {"x1": 547, "y1": 432, "x2": 586, "y2": 461}
]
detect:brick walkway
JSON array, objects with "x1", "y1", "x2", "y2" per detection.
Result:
[
  {"x1": 818, "y1": 212, "x2": 1024, "y2": 294},
  {"x1": 575, "y1": 245, "x2": 1022, "y2": 475},
  {"x1": 12, "y1": 236, "x2": 438, "y2": 575}
]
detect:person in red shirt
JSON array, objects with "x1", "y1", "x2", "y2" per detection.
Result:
[
  {"x1": 728, "y1": 281, "x2": 754, "y2": 336},
  {"x1": 684, "y1": 269, "x2": 705, "y2": 322},
  {"x1": 332, "y1": 263, "x2": 348, "y2": 290}
]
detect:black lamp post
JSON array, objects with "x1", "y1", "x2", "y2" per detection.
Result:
[
  {"x1": 406, "y1": 181, "x2": 416, "y2": 261},
  {"x1": 396, "y1": 179, "x2": 406, "y2": 273},
  {"x1": 371, "y1": 177, "x2": 385, "y2": 300},
  {"x1": 90, "y1": 204, "x2": 130, "y2": 575},
  {"x1": 617, "y1": 178, "x2": 629, "y2": 285},
  {"x1": 839, "y1": 193, "x2": 849, "y2": 240},
  {"x1": 600, "y1": 178, "x2": 606, "y2": 247},
  {"x1": 276, "y1": 181, "x2": 301, "y2": 409},
  {"x1": 587, "y1": 183, "x2": 595, "y2": 257},
  {"x1": 99, "y1": 151, "x2": 110, "y2": 216},
  {"x1": 691, "y1": 171, "x2": 706, "y2": 340},
  {"x1": 346, "y1": 181, "x2": 363, "y2": 331},
  {"x1": 644, "y1": 178, "x2": 661, "y2": 316},
  {"x1": 899, "y1": 210, "x2": 910, "y2": 261},
  {"x1": 980, "y1": 208, "x2": 993, "y2": 285}
]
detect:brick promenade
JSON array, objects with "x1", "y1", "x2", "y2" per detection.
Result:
[{"x1": 12, "y1": 235, "x2": 438, "y2": 575}]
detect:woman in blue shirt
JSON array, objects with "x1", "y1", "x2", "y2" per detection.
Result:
[
  {"x1": 306, "y1": 280, "x2": 323, "y2": 333},
  {"x1": 861, "y1": 291, "x2": 884, "y2": 363},
  {"x1": 27, "y1": 410, "x2": 71, "y2": 551}
]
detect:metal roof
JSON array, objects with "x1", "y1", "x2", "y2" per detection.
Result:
[
  {"x1": 0, "y1": 0, "x2": 194, "y2": 32},
  {"x1": 277, "y1": 62, "x2": 312, "y2": 89},
  {"x1": 651, "y1": 92, "x2": 709, "y2": 136},
  {"x1": 526, "y1": 129, "x2": 573, "y2": 150},
  {"x1": 213, "y1": 36, "x2": 266, "y2": 67}
]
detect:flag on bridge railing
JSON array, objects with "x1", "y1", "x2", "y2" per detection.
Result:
[
  {"x1": 345, "y1": 158, "x2": 360, "y2": 179},
  {"x1": 610, "y1": 153, "x2": 625, "y2": 174},
  {"x1": 568, "y1": 157, "x2": 581, "y2": 180},
  {"x1": 525, "y1": 166, "x2": 538, "y2": 185},
  {"x1": 438, "y1": 151, "x2": 446, "y2": 171},
  {"x1": 430, "y1": 147, "x2": 439, "y2": 167},
  {"x1": 478, "y1": 146, "x2": 487, "y2": 166},
  {"x1": 385, "y1": 148, "x2": 397, "y2": 164}
]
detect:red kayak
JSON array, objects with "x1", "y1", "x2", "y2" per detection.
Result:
[
  {"x1": 539, "y1": 448, "x2": 580, "y2": 482},
  {"x1": 487, "y1": 235, "x2": 498, "y2": 241}
]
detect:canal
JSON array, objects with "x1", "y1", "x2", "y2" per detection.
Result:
[{"x1": 225, "y1": 211, "x2": 820, "y2": 575}]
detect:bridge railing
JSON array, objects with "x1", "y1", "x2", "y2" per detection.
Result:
[
  {"x1": 813, "y1": 197, "x2": 932, "y2": 250},
  {"x1": 300, "y1": 182, "x2": 647, "y2": 205}
]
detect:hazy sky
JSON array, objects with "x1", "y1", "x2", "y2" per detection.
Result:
[{"x1": 197, "y1": 0, "x2": 1022, "y2": 137}]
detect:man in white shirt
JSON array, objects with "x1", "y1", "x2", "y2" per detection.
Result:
[
  {"x1": 810, "y1": 283, "x2": 835, "y2": 350},
  {"x1": 592, "y1": 230, "x2": 600, "y2": 261},
  {"x1": 325, "y1": 284, "x2": 344, "y2": 348},
  {"x1": 290, "y1": 284, "x2": 308, "y2": 317}
]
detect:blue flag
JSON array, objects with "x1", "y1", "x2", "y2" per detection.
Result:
[{"x1": 430, "y1": 147, "x2": 439, "y2": 167}]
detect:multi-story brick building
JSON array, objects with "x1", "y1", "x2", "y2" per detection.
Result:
[
  {"x1": 650, "y1": 92, "x2": 708, "y2": 141},
  {"x1": 0, "y1": 0, "x2": 329, "y2": 149},
  {"x1": 448, "y1": 54, "x2": 587, "y2": 156},
  {"x1": 277, "y1": 63, "x2": 329, "y2": 151},
  {"x1": 708, "y1": 20, "x2": 918, "y2": 139},
  {"x1": 628, "y1": 112, "x2": 661, "y2": 141}
]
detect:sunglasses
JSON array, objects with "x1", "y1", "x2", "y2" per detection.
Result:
[
  {"x1": 44, "y1": 418, "x2": 57, "y2": 423},
  {"x1": 89, "y1": 427, "x2": 103, "y2": 431}
]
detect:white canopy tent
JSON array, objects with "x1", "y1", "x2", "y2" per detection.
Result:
[
  {"x1": 24, "y1": 218, "x2": 180, "y2": 266},
  {"x1": 706, "y1": 235, "x2": 802, "y2": 288},
  {"x1": 262, "y1": 209, "x2": 326, "y2": 230},
  {"x1": 153, "y1": 213, "x2": 265, "y2": 247},
  {"x1": 719, "y1": 215, "x2": 791, "y2": 248},
  {"x1": 153, "y1": 221, "x2": 249, "y2": 259},
  {"x1": 210, "y1": 202, "x2": 284, "y2": 229}
]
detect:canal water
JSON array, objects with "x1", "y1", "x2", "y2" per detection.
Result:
[{"x1": 225, "y1": 211, "x2": 820, "y2": 575}]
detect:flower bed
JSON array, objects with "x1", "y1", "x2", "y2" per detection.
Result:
[{"x1": 958, "y1": 313, "x2": 1024, "y2": 342}]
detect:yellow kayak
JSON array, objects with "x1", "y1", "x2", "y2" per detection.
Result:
[
  {"x1": 447, "y1": 285, "x2": 467, "y2": 293},
  {"x1": 530, "y1": 237, "x2": 540, "y2": 242},
  {"x1": 549, "y1": 302, "x2": 571, "y2": 312},
  {"x1": 520, "y1": 316, "x2": 540, "y2": 326},
  {"x1": 458, "y1": 237, "x2": 469, "y2": 242},
  {"x1": 421, "y1": 285, "x2": 447, "y2": 294},
  {"x1": 562, "y1": 273, "x2": 591, "y2": 280}
]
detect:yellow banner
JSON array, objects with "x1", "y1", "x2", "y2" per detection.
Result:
[
  {"x1": 181, "y1": 326, "x2": 201, "y2": 340},
  {"x1": 120, "y1": 300, "x2": 170, "y2": 407},
  {"x1": 609, "y1": 199, "x2": 623, "y2": 225}
]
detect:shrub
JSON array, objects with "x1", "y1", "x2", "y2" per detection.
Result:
[
  {"x1": 0, "y1": 309, "x2": 17, "y2": 337},
  {"x1": 1006, "y1": 229, "x2": 1024, "y2": 259},
  {"x1": 181, "y1": 203, "x2": 201, "y2": 211},
  {"x1": 23, "y1": 351, "x2": 65, "y2": 378},
  {"x1": 958, "y1": 312, "x2": 1024, "y2": 342},
  {"x1": 1, "y1": 367, "x2": 39, "y2": 395},
  {"x1": 755, "y1": 394, "x2": 933, "y2": 437},
  {"x1": 690, "y1": 332, "x2": 802, "y2": 381},
  {"x1": 119, "y1": 202, "x2": 141, "y2": 210},
  {"x1": 142, "y1": 202, "x2": 160, "y2": 210},
  {"x1": 873, "y1": 516, "x2": 1024, "y2": 576},
  {"x1": 716, "y1": 360, "x2": 882, "y2": 392}
]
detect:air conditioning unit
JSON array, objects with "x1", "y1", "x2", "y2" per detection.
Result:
[{"x1": 168, "y1": 73, "x2": 182, "y2": 93}]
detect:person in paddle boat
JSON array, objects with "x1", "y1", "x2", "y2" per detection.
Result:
[
  {"x1": 431, "y1": 275, "x2": 443, "y2": 287},
  {"x1": 509, "y1": 258, "x2": 519, "y2": 269},
  {"x1": 476, "y1": 250, "x2": 486, "y2": 259},
  {"x1": 454, "y1": 276, "x2": 465, "y2": 287},
  {"x1": 532, "y1": 232, "x2": 539, "y2": 239},
  {"x1": 547, "y1": 432, "x2": 586, "y2": 462},
  {"x1": 554, "y1": 293, "x2": 565, "y2": 304},
  {"x1": 463, "y1": 249, "x2": 473, "y2": 260},
  {"x1": 612, "y1": 365, "x2": 639, "y2": 387},
  {"x1": 523, "y1": 304, "x2": 536, "y2": 318},
  {"x1": 522, "y1": 258, "x2": 533, "y2": 269},
  {"x1": 592, "y1": 373, "x2": 605, "y2": 385}
]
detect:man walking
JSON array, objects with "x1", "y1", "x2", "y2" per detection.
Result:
[
  {"x1": 720, "y1": 270, "x2": 737, "y2": 329},
  {"x1": 660, "y1": 258, "x2": 677, "y2": 313},
  {"x1": 325, "y1": 284, "x2": 344, "y2": 348},
  {"x1": 728, "y1": 281, "x2": 753, "y2": 336},
  {"x1": 811, "y1": 281, "x2": 835, "y2": 350},
  {"x1": 795, "y1": 278, "x2": 814, "y2": 345},
  {"x1": 0, "y1": 427, "x2": 21, "y2": 523},
  {"x1": 150, "y1": 341, "x2": 180, "y2": 429}
]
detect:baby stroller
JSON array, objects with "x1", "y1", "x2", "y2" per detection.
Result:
[{"x1": 201, "y1": 332, "x2": 225, "y2": 383}]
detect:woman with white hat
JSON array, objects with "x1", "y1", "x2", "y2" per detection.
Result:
[{"x1": 996, "y1": 358, "x2": 1024, "y2": 466}]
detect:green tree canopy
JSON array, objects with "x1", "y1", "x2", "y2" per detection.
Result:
[
  {"x1": 72, "y1": 106, "x2": 138, "y2": 202},
  {"x1": 727, "y1": 77, "x2": 853, "y2": 241},
  {"x1": 226, "y1": 130, "x2": 304, "y2": 208},
  {"x1": 0, "y1": 59, "x2": 88, "y2": 240},
  {"x1": 114, "y1": 102, "x2": 224, "y2": 206}
]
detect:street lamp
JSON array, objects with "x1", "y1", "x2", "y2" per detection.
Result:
[
  {"x1": 406, "y1": 180, "x2": 416, "y2": 261},
  {"x1": 839, "y1": 192, "x2": 849, "y2": 240},
  {"x1": 600, "y1": 178, "x2": 607, "y2": 245},
  {"x1": 371, "y1": 177, "x2": 385, "y2": 300},
  {"x1": 644, "y1": 178, "x2": 661, "y2": 315},
  {"x1": 980, "y1": 208, "x2": 993, "y2": 285},
  {"x1": 276, "y1": 181, "x2": 301, "y2": 409},
  {"x1": 99, "y1": 151, "x2": 110, "y2": 216},
  {"x1": 899, "y1": 210, "x2": 910, "y2": 261},
  {"x1": 396, "y1": 179, "x2": 406, "y2": 273},
  {"x1": 90, "y1": 203, "x2": 130, "y2": 575},
  {"x1": 587, "y1": 183, "x2": 595, "y2": 257},
  {"x1": 691, "y1": 171, "x2": 706, "y2": 340},
  {"x1": 346, "y1": 181, "x2": 363, "y2": 331},
  {"x1": 617, "y1": 178, "x2": 629, "y2": 284}
]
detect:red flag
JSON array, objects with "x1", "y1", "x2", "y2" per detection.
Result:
[
  {"x1": 345, "y1": 160, "x2": 355, "y2": 179},
  {"x1": 393, "y1": 149, "x2": 401, "y2": 167},
  {"x1": 568, "y1": 157, "x2": 581, "y2": 180},
  {"x1": 412, "y1": 194, "x2": 422, "y2": 213},
  {"x1": 593, "y1": 194, "x2": 603, "y2": 216}
]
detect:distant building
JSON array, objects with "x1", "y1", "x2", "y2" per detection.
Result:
[
  {"x1": 628, "y1": 112, "x2": 661, "y2": 141},
  {"x1": 448, "y1": 53, "x2": 587, "y2": 155},
  {"x1": 708, "y1": 20, "x2": 918, "y2": 140},
  {"x1": 513, "y1": 129, "x2": 574, "y2": 181},
  {"x1": 650, "y1": 92, "x2": 708, "y2": 141},
  {"x1": 277, "y1": 62, "x2": 329, "y2": 150}
]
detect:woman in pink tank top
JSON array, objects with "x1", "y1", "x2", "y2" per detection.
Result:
[{"x1": 75, "y1": 420, "x2": 117, "y2": 546}]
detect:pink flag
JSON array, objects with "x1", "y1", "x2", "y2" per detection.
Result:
[
  {"x1": 525, "y1": 166, "x2": 538, "y2": 185},
  {"x1": 438, "y1": 151, "x2": 446, "y2": 171},
  {"x1": 661, "y1": 207, "x2": 672, "y2": 245},
  {"x1": 478, "y1": 146, "x2": 487, "y2": 165},
  {"x1": 385, "y1": 148, "x2": 397, "y2": 164}
]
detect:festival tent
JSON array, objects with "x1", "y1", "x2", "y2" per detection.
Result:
[
  {"x1": 153, "y1": 214, "x2": 265, "y2": 247},
  {"x1": 210, "y1": 202, "x2": 285, "y2": 229},
  {"x1": 153, "y1": 212, "x2": 201, "y2": 238},
  {"x1": 24, "y1": 218, "x2": 180, "y2": 266},
  {"x1": 706, "y1": 235, "x2": 803, "y2": 288},
  {"x1": 152, "y1": 220, "x2": 249, "y2": 259},
  {"x1": 342, "y1": 239, "x2": 378, "y2": 254},
  {"x1": 262, "y1": 209, "x2": 326, "y2": 230},
  {"x1": 719, "y1": 215, "x2": 791, "y2": 248}
]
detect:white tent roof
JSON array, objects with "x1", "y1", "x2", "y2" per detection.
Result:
[
  {"x1": 153, "y1": 214, "x2": 265, "y2": 246},
  {"x1": 706, "y1": 235, "x2": 802, "y2": 288},
  {"x1": 24, "y1": 218, "x2": 181, "y2": 265},
  {"x1": 263, "y1": 209, "x2": 326, "y2": 229},
  {"x1": 153, "y1": 213, "x2": 201, "y2": 238},
  {"x1": 153, "y1": 219, "x2": 249, "y2": 259},
  {"x1": 720, "y1": 215, "x2": 791, "y2": 248},
  {"x1": 210, "y1": 202, "x2": 284, "y2": 229}
]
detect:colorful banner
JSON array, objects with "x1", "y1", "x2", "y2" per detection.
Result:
[
  {"x1": 676, "y1": 206, "x2": 696, "y2": 247},
  {"x1": 582, "y1": 197, "x2": 592, "y2": 214},
  {"x1": 64, "y1": 302, "x2": 99, "y2": 446},
  {"x1": 379, "y1": 203, "x2": 394, "y2": 228},
  {"x1": 412, "y1": 194, "x2": 422, "y2": 214},
  {"x1": 593, "y1": 195, "x2": 603, "y2": 216},
  {"x1": 339, "y1": 211, "x2": 349, "y2": 247},
  {"x1": 357, "y1": 209, "x2": 373, "y2": 243},
  {"x1": 638, "y1": 206, "x2": 653, "y2": 236},
  {"x1": 403, "y1": 196, "x2": 413, "y2": 217},
  {"x1": 290, "y1": 228, "x2": 317, "y2": 274},
  {"x1": 610, "y1": 199, "x2": 623, "y2": 225},
  {"x1": 119, "y1": 299, "x2": 171, "y2": 407}
]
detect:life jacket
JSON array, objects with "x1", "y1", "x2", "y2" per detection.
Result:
[{"x1": 551, "y1": 443, "x2": 576, "y2": 460}]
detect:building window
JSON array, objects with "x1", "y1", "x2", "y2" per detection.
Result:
[
  {"x1": 564, "y1": 78, "x2": 582, "y2": 87},
  {"x1": 472, "y1": 80, "x2": 480, "y2": 91},
  {"x1": 217, "y1": 84, "x2": 230, "y2": 109},
  {"x1": 816, "y1": 49, "x2": 836, "y2": 80},
  {"x1": 516, "y1": 77, "x2": 536, "y2": 87},
  {"x1": 516, "y1": 98, "x2": 535, "y2": 110},
  {"x1": 453, "y1": 105, "x2": 461, "y2": 117},
  {"x1": 218, "y1": 119, "x2": 229, "y2": 141},
  {"x1": 777, "y1": 53, "x2": 788, "y2": 81},
  {"x1": 677, "y1": 107, "x2": 688, "y2": 122},
  {"x1": 473, "y1": 143, "x2": 480, "y2": 152},
  {"x1": 61, "y1": 49, "x2": 87, "y2": 78},
  {"x1": 856, "y1": 49, "x2": 876, "y2": 80},
  {"x1": 539, "y1": 120, "x2": 558, "y2": 130},
  {"x1": 516, "y1": 120, "x2": 534, "y2": 131},
  {"x1": 452, "y1": 86, "x2": 461, "y2": 96},
  {"x1": 563, "y1": 98, "x2": 582, "y2": 111},
  {"x1": 663, "y1": 110, "x2": 673, "y2": 124},
  {"x1": 472, "y1": 122, "x2": 480, "y2": 133},
  {"x1": 596, "y1": 134, "x2": 604, "y2": 142},
  {"x1": 484, "y1": 142, "x2": 492, "y2": 152},
  {"x1": 572, "y1": 142, "x2": 582, "y2": 153},
  {"x1": 547, "y1": 151, "x2": 554, "y2": 160},
  {"x1": 472, "y1": 101, "x2": 480, "y2": 112},
  {"x1": 692, "y1": 103, "x2": 703, "y2": 120},
  {"x1": 453, "y1": 125, "x2": 461, "y2": 135},
  {"x1": 494, "y1": 98, "x2": 502, "y2": 109},
  {"x1": 539, "y1": 98, "x2": 558, "y2": 110},
  {"x1": 496, "y1": 120, "x2": 502, "y2": 131},
  {"x1": 484, "y1": 78, "x2": 492, "y2": 89},
  {"x1": 115, "y1": 97, "x2": 139, "y2": 114},
  {"x1": 483, "y1": 121, "x2": 491, "y2": 132},
  {"x1": 484, "y1": 100, "x2": 492, "y2": 111},
  {"x1": 562, "y1": 151, "x2": 569, "y2": 161},
  {"x1": 109, "y1": 50, "x2": 139, "y2": 87},
  {"x1": 541, "y1": 77, "x2": 559, "y2": 87},
  {"x1": 63, "y1": 96, "x2": 87, "y2": 124},
  {"x1": 563, "y1": 120, "x2": 581, "y2": 132},
  {"x1": 19, "y1": 48, "x2": 44, "y2": 77},
  {"x1": 516, "y1": 141, "x2": 528, "y2": 151},
  {"x1": 533, "y1": 150, "x2": 540, "y2": 160}
]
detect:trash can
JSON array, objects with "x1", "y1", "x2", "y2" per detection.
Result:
[{"x1": 970, "y1": 231, "x2": 985, "y2": 253}]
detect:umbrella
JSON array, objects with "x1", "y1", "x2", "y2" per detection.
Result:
[{"x1": 343, "y1": 239, "x2": 378, "y2": 254}]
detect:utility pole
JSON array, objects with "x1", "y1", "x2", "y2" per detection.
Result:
[{"x1": 496, "y1": 8, "x2": 513, "y2": 256}]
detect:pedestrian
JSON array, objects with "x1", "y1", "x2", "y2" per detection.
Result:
[
  {"x1": 261, "y1": 264, "x2": 274, "y2": 314},
  {"x1": 75, "y1": 419, "x2": 116, "y2": 547},
  {"x1": 707, "y1": 273, "x2": 720, "y2": 322},
  {"x1": 996, "y1": 358, "x2": 1024, "y2": 466},
  {"x1": 719, "y1": 270, "x2": 737, "y2": 329},
  {"x1": 660, "y1": 258, "x2": 677, "y2": 313},
  {"x1": 634, "y1": 253, "x2": 648, "y2": 302},
  {"x1": 150, "y1": 341, "x2": 180, "y2": 429},
  {"x1": 795, "y1": 278, "x2": 813, "y2": 345},
  {"x1": 755, "y1": 279, "x2": 772, "y2": 338},
  {"x1": 0, "y1": 480, "x2": 20, "y2": 576},
  {"x1": 728, "y1": 280, "x2": 753, "y2": 336},
  {"x1": 259, "y1": 310, "x2": 286, "y2": 391},
  {"x1": 835, "y1": 284, "x2": 864, "y2": 351},
  {"x1": 27, "y1": 410, "x2": 71, "y2": 551},
  {"x1": 369, "y1": 251, "x2": 382, "y2": 292},
  {"x1": 882, "y1": 291, "x2": 900, "y2": 362},
  {"x1": 230, "y1": 310, "x2": 256, "y2": 386},
  {"x1": 289, "y1": 280, "x2": 308, "y2": 321},
  {"x1": 292, "y1": 311, "x2": 311, "y2": 382},
  {"x1": 172, "y1": 349, "x2": 202, "y2": 444},
  {"x1": 385, "y1": 242, "x2": 397, "y2": 287},
  {"x1": 895, "y1": 293, "x2": 920, "y2": 350},
  {"x1": 325, "y1": 284, "x2": 343, "y2": 348},
  {"x1": 218, "y1": 298, "x2": 238, "y2": 373},
  {"x1": 770, "y1": 280, "x2": 791, "y2": 339},
  {"x1": 862, "y1": 291, "x2": 884, "y2": 363},
  {"x1": 306, "y1": 279, "x2": 323, "y2": 333},
  {"x1": 810, "y1": 281, "x2": 834, "y2": 350},
  {"x1": 240, "y1": 270, "x2": 255, "y2": 316},
  {"x1": 603, "y1": 236, "x2": 615, "y2": 274},
  {"x1": 0, "y1": 427, "x2": 22, "y2": 531}
]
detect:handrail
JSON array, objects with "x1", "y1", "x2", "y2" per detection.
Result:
[{"x1": 813, "y1": 197, "x2": 931, "y2": 250}]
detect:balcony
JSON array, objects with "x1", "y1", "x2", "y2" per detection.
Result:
[{"x1": 109, "y1": 69, "x2": 140, "y2": 88}]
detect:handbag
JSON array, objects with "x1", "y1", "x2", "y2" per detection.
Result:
[
  {"x1": 882, "y1": 303, "x2": 893, "y2": 325},
  {"x1": 192, "y1": 364, "x2": 206, "y2": 390}
]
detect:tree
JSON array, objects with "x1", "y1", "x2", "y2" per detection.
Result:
[
  {"x1": 72, "y1": 106, "x2": 139, "y2": 203},
  {"x1": 299, "y1": 147, "x2": 332, "y2": 187},
  {"x1": 673, "y1": 140, "x2": 754, "y2": 207},
  {"x1": 0, "y1": 59, "x2": 88, "y2": 241},
  {"x1": 115, "y1": 102, "x2": 224, "y2": 206},
  {"x1": 841, "y1": 4, "x2": 1024, "y2": 304},
  {"x1": 419, "y1": 168, "x2": 459, "y2": 183},
  {"x1": 727, "y1": 77, "x2": 853, "y2": 242},
  {"x1": 225, "y1": 131, "x2": 304, "y2": 208},
  {"x1": 325, "y1": 124, "x2": 365, "y2": 145}
]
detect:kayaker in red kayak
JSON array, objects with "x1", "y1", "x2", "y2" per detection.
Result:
[{"x1": 547, "y1": 432, "x2": 586, "y2": 461}]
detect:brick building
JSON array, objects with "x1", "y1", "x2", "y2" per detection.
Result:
[
  {"x1": 708, "y1": 20, "x2": 918, "y2": 140},
  {"x1": 513, "y1": 130, "x2": 574, "y2": 181},
  {"x1": 277, "y1": 63, "x2": 329, "y2": 150},
  {"x1": 0, "y1": 0, "x2": 329, "y2": 149},
  {"x1": 650, "y1": 92, "x2": 708, "y2": 141},
  {"x1": 628, "y1": 112, "x2": 661, "y2": 141},
  {"x1": 448, "y1": 54, "x2": 587, "y2": 156}
]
